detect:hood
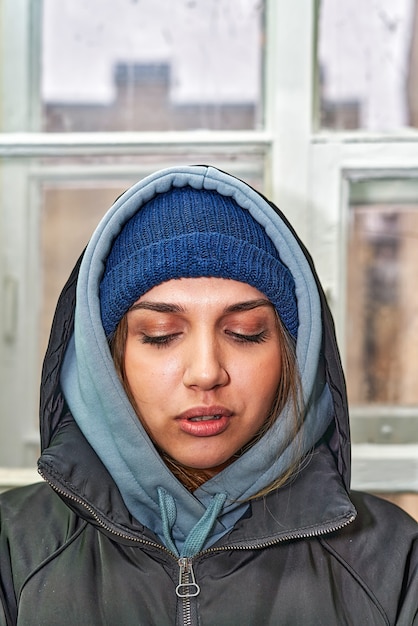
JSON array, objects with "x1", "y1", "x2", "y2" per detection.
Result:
[{"x1": 40, "y1": 165, "x2": 351, "y2": 556}]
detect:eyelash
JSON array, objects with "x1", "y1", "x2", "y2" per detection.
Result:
[
  {"x1": 141, "y1": 333, "x2": 180, "y2": 347},
  {"x1": 226, "y1": 330, "x2": 268, "y2": 344},
  {"x1": 141, "y1": 330, "x2": 268, "y2": 347}
]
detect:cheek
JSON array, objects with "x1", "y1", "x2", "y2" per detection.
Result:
[
  {"x1": 253, "y1": 350, "x2": 283, "y2": 409},
  {"x1": 124, "y1": 345, "x2": 181, "y2": 401}
]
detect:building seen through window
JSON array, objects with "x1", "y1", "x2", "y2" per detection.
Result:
[
  {"x1": 41, "y1": 0, "x2": 263, "y2": 132},
  {"x1": 318, "y1": 0, "x2": 418, "y2": 131}
]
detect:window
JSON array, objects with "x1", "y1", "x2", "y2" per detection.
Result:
[
  {"x1": 311, "y1": 0, "x2": 418, "y2": 503},
  {"x1": 1, "y1": 1, "x2": 417, "y2": 515}
]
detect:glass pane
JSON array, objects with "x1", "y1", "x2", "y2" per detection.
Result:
[
  {"x1": 318, "y1": 0, "x2": 418, "y2": 131},
  {"x1": 39, "y1": 182, "x2": 127, "y2": 359},
  {"x1": 41, "y1": 0, "x2": 264, "y2": 132},
  {"x1": 346, "y1": 180, "x2": 418, "y2": 405}
]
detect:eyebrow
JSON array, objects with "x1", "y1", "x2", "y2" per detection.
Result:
[
  {"x1": 129, "y1": 299, "x2": 273, "y2": 314},
  {"x1": 129, "y1": 302, "x2": 185, "y2": 313},
  {"x1": 224, "y1": 299, "x2": 273, "y2": 313}
]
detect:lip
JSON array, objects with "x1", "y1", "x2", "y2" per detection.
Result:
[
  {"x1": 178, "y1": 406, "x2": 233, "y2": 421},
  {"x1": 177, "y1": 406, "x2": 233, "y2": 437}
]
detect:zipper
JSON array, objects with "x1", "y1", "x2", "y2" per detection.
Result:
[
  {"x1": 197, "y1": 510, "x2": 357, "y2": 554},
  {"x1": 39, "y1": 468, "x2": 356, "y2": 625},
  {"x1": 176, "y1": 557, "x2": 200, "y2": 626},
  {"x1": 40, "y1": 462, "x2": 355, "y2": 552},
  {"x1": 38, "y1": 468, "x2": 174, "y2": 553},
  {"x1": 39, "y1": 469, "x2": 201, "y2": 626},
  {"x1": 170, "y1": 512, "x2": 356, "y2": 626},
  {"x1": 176, "y1": 558, "x2": 200, "y2": 598}
]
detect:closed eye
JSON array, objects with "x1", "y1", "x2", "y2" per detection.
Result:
[
  {"x1": 226, "y1": 330, "x2": 269, "y2": 344},
  {"x1": 141, "y1": 333, "x2": 181, "y2": 347}
]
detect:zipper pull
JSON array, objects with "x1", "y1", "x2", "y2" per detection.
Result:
[{"x1": 176, "y1": 557, "x2": 200, "y2": 598}]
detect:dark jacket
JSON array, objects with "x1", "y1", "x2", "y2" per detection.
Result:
[{"x1": 1, "y1": 167, "x2": 417, "y2": 625}]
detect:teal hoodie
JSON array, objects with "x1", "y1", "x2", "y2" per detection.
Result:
[{"x1": 60, "y1": 165, "x2": 333, "y2": 557}]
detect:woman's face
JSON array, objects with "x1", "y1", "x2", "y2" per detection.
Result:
[{"x1": 124, "y1": 277, "x2": 282, "y2": 474}]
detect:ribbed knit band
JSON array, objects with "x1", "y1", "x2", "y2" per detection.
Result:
[{"x1": 100, "y1": 187, "x2": 298, "y2": 338}]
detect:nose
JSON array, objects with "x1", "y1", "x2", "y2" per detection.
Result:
[{"x1": 183, "y1": 332, "x2": 229, "y2": 390}]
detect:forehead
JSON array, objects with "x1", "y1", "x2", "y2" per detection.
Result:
[{"x1": 134, "y1": 277, "x2": 271, "y2": 310}]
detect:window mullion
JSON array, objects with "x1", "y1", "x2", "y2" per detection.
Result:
[{"x1": 264, "y1": 0, "x2": 316, "y2": 243}]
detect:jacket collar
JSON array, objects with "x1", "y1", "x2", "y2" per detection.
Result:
[
  {"x1": 220, "y1": 443, "x2": 356, "y2": 548},
  {"x1": 38, "y1": 415, "x2": 356, "y2": 550}
]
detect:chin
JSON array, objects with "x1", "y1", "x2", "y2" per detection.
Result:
[{"x1": 180, "y1": 456, "x2": 234, "y2": 473}]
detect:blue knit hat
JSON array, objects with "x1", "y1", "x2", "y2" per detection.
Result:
[{"x1": 100, "y1": 186, "x2": 298, "y2": 338}]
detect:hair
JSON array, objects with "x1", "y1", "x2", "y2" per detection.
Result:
[{"x1": 110, "y1": 308, "x2": 304, "y2": 498}]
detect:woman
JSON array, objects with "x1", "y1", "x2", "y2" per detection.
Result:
[{"x1": 0, "y1": 165, "x2": 417, "y2": 625}]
